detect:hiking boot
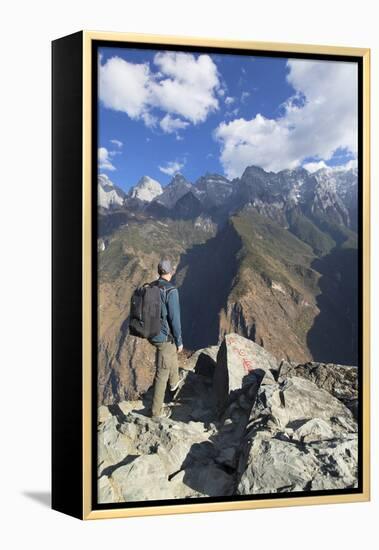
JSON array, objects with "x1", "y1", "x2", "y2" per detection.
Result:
[
  {"x1": 170, "y1": 371, "x2": 185, "y2": 393},
  {"x1": 161, "y1": 406, "x2": 171, "y2": 418},
  {"x1": 151, "y1": 406, "x2": 171, "y2": 420}
]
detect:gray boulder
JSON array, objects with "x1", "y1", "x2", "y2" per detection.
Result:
[
  {"x1": 237, "y1": 375, "x2": 358, "y2": 495},
  {"x1": 294, "y1": 418, "x2": 334, "y2": 442},
  {"x1": 275, "y1": 376, "x2": 355, "y2": 425},
  {"x1": 213, "y1": 333, "x2": 277, "y2": 413},
  {"x1": 237, "y1": 431, "x2": 358, "y2": 494},
  {"x1": 278, "y1": 361, "x2": 358, "y2": 418}
]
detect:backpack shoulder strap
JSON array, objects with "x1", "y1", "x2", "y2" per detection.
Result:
[
  {"x1": 165, "y1": 286, "x2": 176, "y2": 297},
  {"x1": 157, "y1": 282, "x2": 176, "y2": 303}
]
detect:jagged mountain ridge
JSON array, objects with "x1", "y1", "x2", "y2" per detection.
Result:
[
  {"x1": 100, "y1": 164, "x2": 357, "y2": 231},
  {"x1": 231, "y1": 165, "x2": 354, "y2": 229}
]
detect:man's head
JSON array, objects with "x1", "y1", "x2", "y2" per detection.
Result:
[{"x1": 158, "y1": 258, "x2": 174, "y2": 281}]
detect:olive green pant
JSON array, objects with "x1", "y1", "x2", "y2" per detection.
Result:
[{"x1": 151, "y1": 341, "x2": 180, "y2": 417}]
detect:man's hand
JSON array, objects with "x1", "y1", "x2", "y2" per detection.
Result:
[{"x1": 177, "y1": 345, "x2": 183, "y2": 353}]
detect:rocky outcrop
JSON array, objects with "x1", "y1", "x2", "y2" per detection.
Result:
[
  {"x1": 278, "y1": 360, "x2": 358, "y2": 419},
  {"x1": 98, "y1": 334, "x2": 358, "y2": 503},
  {"x1": 213, "y1": 333, "x2": 276, "y2": 412},
  {"x1": 237, "y1": 376, "x2": 357, "y2": 494}
]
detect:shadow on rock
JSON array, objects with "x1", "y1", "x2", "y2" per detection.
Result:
[
  {"x1": 99, "y1": 454, "x2": 139, "y2": 478},
  {"x1": 170, "y1": 369, "x2": 266, "y2": 497}
]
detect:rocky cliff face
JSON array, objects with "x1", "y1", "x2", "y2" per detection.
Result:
[
  {"x1": 98, "y1": 333, "x2": 358, "y2": 503},
  {"x1": 313, "y1": 167, "x2": 358, "y2": 230},
  {"x1": 195, "y1": 172, "x2": 233, "y2": 207},
  {"x1": 97, "y1": 217, "x2": 217, "y2": 405},
  {"x1": 153, "y1": 173, "x2": 197, "y2": 209}
]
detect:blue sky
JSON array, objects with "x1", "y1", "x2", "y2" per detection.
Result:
[{"x1": 98, "y1": 46, "x2": 358, "y2": 192}]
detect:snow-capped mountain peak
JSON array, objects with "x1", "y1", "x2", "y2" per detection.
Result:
[
  {"x1": 98, "y1": 174, "x2": 126, "y2": 209},
  {"x1": 129, "y1": 175, "x2": 163, "y2": 202}
]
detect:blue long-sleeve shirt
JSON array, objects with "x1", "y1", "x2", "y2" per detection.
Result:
[{"x1": 149, "y1": 277, "x2": 183, "y2": 347}]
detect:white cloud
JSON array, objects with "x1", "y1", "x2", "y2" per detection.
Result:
[
  {"x1": 303, "y1": 160, "x2": 328, "y2": 173},
  {"x1": 99, "y1": 51, "x2": 221, "y2": 130},
  {"x1": 160, "y1": 113, "x2": 189, "y2": 134},
  {"x1": 110, "y1": 139, "x2": 123, "y2": 148},
  {"x1": 141, "y1": 111, "x2": 158, "y2": 128},
  {"x1": 158, "y1": 160, "x2": 185, "y2": 176},
  {"x1": 98, "y1": 147, "x2": 116, "y2": 171},
  {"x1": 150, "y1": 51, "x2": 220, "y2": 124},
  {"x1": 225, "y1": 96, "x2": 235, "y2": 106},
  {"x1": 304, "y1": 158, "x2": 358, "y2": 173},
  {"x1": 214, "y1": 114, "x2": 292, "y2": 177},
  {"x1": 214, "y1": 59, "x2": 358, "y2": 178},
  {"x1": 337, "y1": 158, "x2": 357, "y2": 171},
  {"x1": 99, "y1": 56, "x2": 151, "y2": 119}
]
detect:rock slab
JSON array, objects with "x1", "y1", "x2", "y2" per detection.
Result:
[{"x1": 213, "y1": 333, "x2": 277, "y2": 413}]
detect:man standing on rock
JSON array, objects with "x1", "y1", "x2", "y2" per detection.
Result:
[{"x1": 148, "y1": 258, "x2": 184, "y2": 419}]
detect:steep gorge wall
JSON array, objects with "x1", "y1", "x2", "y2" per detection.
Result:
[{"x1": 97, "y1": 212, "x2": 357, "y2": 406}]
